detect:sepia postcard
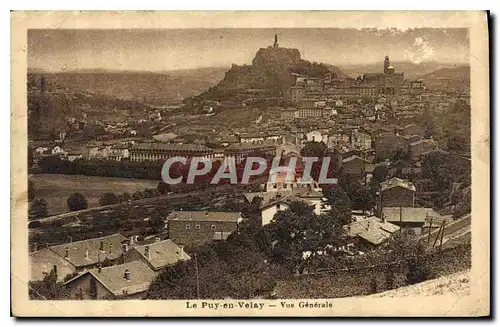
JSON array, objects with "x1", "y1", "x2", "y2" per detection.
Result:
[{"x1": 11, "y1": 11, "x2": 489, "y2": 317}]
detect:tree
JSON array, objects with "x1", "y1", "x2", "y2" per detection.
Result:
[
  {"x1": 29, "y1": 198, "x2": 48, "y2": 219},
  {"x1": 147, "y1": 231, "x2": 276, "y2": 300},
  {"x1": 157, "y1": 181, "x2": 171, "y2": 195},
  {"x1": 28, "y1": 180, "x2": 35, "y2": 202},
  {"x1": 268, "y1": 202, "x2": 344, "y2": 273},
  {"x1": 149, "y1": 211, "x2": 165, "y2": 233},
  {"x1": 369, "y1": 277, "x2": 378, "y2": 294},
  {"x1": 29, "y1": 266, "x2": 69, "y2": 300},
  {"x1": 406, "y1": 244, "x2": 434, "y2": 285},
  {"x1": 132, "y1": 191, "x2": 143, "y2": 200},
  {"x1": 372, "y1": 165, "x2": 389, "y2": 184},
  {"x1": 98, "y1": 192, "x2": 119, "y2": 206},
  {"x1": 323, "y1": 186, "x2": 352, "y2": 224},
  {"x1": 446, "y1": 135, "x2": 466, "y2": 152},
  {"x1": 350, "y1": 187, "x2": 376, "y2": 212},
  {"x1": 67, "y1": 192, "x2": 88, "y2": 212},
  {"x1": 122, "y1": 192, "x2": 131, "y2": 202},
  {"x1": 300, "y1": 141, "x2": 327, "y2": 158},
  {"x1": 384, "y1": 265, "x2": 396, "y2": 290}
]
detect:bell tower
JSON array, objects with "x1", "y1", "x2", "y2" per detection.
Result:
[{"x1": 383, "y1": 55, "x2": 390, "y2": 74}]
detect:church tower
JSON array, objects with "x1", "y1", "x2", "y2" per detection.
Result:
[{"x1": 383, "y1": 55, "x2": 390, "y2": 74}]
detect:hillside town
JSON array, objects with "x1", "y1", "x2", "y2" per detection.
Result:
[{"x1": 27, "y1": 35, "x2": 471, "y2": 301}]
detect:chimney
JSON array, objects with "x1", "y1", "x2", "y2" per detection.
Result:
[
  {"x1": 68, "y1": 236, "x2": 73, "y2": 243},
  {"x1": 382, "y1": 213, "x2": 386, "y2": 224},
  {"x1": 122, "y1": 243, "x2": 128, "y2": 253},
  {"x1": 98, "y1": 232, "x2": 103, "y2": 238},
  {"x1": 347, "y1": 225, "x2": 351, "y2": 234},
  {"x1": 155, "y1": 237, "x2": 161, "y2": 243},
  {"x1": 108, "y1": 243, "x2": 113, "y2": 254},
  {"x1": 97, "y1": 264, "x2": 102, "y2": 273},
  {"x1": 65, "y1": 246, "x2": 70, "y2": 258},
  {"x1": 124, "y1": 268, "x2": 131, "y2": 280},
  {"x1": 33, "y1": 243, "x2": 38, "y2": 252},
  {"x1": 84, "y1": 247, "x2": 89, "y2": 259},
  {"x1": 100, "y1": 240, "x2": 104, "y2": 251},
  {"x1": 129, "y1": 236, "x2": 134, "y2": 245},
  {"x1": 366, "y1": 221, "x2": 371, "y2": 231},
  {"x1": 145, "y1": 246, "x2": 151, "y2": 260},
  {"x1": 178, "y1": 245, "x2": 185, "y2": 260}
]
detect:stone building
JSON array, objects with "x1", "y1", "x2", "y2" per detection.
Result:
[
  {"x1": 167, "y1": 211, "x2": 243, "y2": 247},
  {"x1": 379, "y1": 177, "x2": 416, "y2": 209}
]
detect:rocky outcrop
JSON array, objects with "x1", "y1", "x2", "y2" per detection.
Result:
[
  {"x1": 191, "y1": 47, "x2": 346, "y2": 102},
  {"x1": 252, "y1": 47, "x2": 302, "y2": 68}
]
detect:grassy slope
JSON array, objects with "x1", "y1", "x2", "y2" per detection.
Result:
[{"x1": 30, "y1": 174, "x2": 158, "y2": 215}]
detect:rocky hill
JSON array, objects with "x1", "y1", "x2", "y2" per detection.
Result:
[{"x1": 189, "y1": 46, "x2": 347, "y2": 103}]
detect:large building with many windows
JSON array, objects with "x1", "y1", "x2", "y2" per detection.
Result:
[
  {"x1": 287, "y1": 55, "x2": 405, "y2": 105},
  {"x1": 129, "y1": 143, "x2": 213, "y2": 162}
]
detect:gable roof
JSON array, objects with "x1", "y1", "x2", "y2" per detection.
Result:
[
  {"x1": 129, "y1": 239, "x2": 191, "y2": 270},
  {"x1": 380, "y1": 177, "x2": 416, "y2": 192},
  {"x1": 342, "y1": 155, "x2": 370, "y2": 164},
  {"x1": 65, "y1": 260, "x2": 156, "y2": 297},
  {"x1": 409, "y1": 139, "x2": 437, "y2": 147},
  {"x1": 168, "y1": 211, "x2": 242, "y2": 223},
  {"x1": 212, "y1": 231, "x2": 233, "y2": 241},
  {"x1": 382, "y1": 207, "x2": 443, "y2": 224},
  {"x1": 49, "y1": 234, "x2": 127, "y2": 268},
  {"x1": 343, "y1": 217, "x2": 400, "y2": 246},
  {"x1": 261, "y1": 194, "x2": 315, "y2": 210}
]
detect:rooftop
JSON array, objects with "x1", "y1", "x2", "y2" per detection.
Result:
[
  {"x1": 132, "y1": 142, "x2": 211, "y2": 152},
  {"x1": 342, "y1": 155, "x2": 370, "y2": 164},
  {"x1": 212, "y1": 231, "x2": 233, "y2": 241},
  {"x1": 343, "y1": 217, "x2": 400, "y2": 245},
  {"x1": 381, "y1": 207, "x2": 443, "y2": 224},
  {"x1": 168, "y1": 211, "x2": 242, "y2": 223},
  {"x1": 380, "y1": 177, "x2": 416, "y2": 192},
  {"x1": 49, "y1": 233, "x2": 127, "y2": 268},
  {"x1": 410, "y1": 139, "x2": 437, "y2": 147},
  {"x1": 130, "y1": 239, "x2": 191, "y2": 270},
  {"x1": 65, "y1": 260, "x2": 156, "y2": 297}
]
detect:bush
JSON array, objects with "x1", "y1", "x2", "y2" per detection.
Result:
[
  {"x1": 67, "y1": 193, "x2": 88, "y2": 212},
  {"x1": 29, "y1": 198, "x2": 48, "y2": 219},
  {"x1": 98, "y1": 192, "x2": 119, "y2": 206}
]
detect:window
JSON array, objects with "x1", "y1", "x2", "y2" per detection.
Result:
[
  {"x1": 186, "y1": 224, "x2": 191, "y2": 230},
  {"x1": 210, "y1": 225, "x2": 216, "y2": 230},
  {"x1": 196, "y1": 224, "x2": 201, "y2": 230}
]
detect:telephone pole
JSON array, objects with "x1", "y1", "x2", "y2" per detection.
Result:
[{"x1": 194, "y1": 253, "x2": 200, "y2": 299}]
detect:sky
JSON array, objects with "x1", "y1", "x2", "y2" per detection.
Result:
[{"x1": 28, "y1": 28, "x2": 469, "y2": 72}]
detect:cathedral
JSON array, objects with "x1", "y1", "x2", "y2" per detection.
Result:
[{"x1": 355, "y1": 55, "x2": 405, "y2": 97}]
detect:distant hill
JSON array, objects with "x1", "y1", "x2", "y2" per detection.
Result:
[
  {"x1": 420, "y1": 66, "x2": 470, "y2": 90},
  {"x1": 188, "y1": 46, "x2": 347, "y2": 104},
  {"x1": 27, "y1": 74, "x2": 150, "y2": 139},
  {"x1": 27, "y1": 67, "x2": 228, "y2": 105},
  {"x1": 339, "y1": 61, "x2": 467, "y2": 80}
]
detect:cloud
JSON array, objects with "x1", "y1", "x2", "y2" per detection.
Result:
[{"x1": 404, "y1": 37, "x2": 435, "y2": 64}]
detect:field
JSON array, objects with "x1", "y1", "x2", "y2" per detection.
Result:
[{"x1": 30, "y1": 174, "x2": 158, "y2": 216}]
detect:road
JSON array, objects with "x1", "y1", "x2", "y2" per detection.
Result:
[{"x1": 420, "y1": 213, "x2": 471, "y2": 250}]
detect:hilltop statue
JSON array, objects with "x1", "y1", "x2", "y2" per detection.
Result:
[{"x1": 273, "y1": 34, "x2": 279, "y2": 48}]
